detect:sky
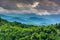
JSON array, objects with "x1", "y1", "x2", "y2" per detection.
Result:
[{"x1": 0, "y1": 0, "x2": 60, "y2": 15}]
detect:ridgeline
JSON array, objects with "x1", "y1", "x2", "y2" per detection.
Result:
[{"x1": 0, "y1": 18, "x2": 60, "y2": 40}]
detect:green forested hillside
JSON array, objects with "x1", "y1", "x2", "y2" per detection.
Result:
[{"x1": 0, "y1": 18, "x2": 60, "y2": 40}]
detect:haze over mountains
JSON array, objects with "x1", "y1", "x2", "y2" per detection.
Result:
[{"x1": 0, "y1": 13, "x2": 60, "y2": 25}]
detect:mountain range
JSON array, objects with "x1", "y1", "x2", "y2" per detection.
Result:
[{"x1": 0, "y1": 13, "x2": 60, "y2": 25}]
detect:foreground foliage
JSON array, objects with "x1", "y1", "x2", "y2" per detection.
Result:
[{"x1": 0, "y1": 18, "x2": 60, "y2": 40}]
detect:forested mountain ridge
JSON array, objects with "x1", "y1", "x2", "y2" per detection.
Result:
[{"x1": 0, "y1": 18, "x2": 60, "y2": 40}]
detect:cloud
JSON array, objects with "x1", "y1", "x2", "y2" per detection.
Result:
[
  {"x1": 31, "y1": 2, "x2": 39, "y2": 8},
  {"x1": 0, "y1": 0, "x2": 60, "y2": 15},
  {"x1": 0, "y1": 7, "x2": 59, "y2": 15}
]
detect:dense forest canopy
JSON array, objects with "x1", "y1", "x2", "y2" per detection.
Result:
[{"x1": 0, "y1": 17, "x2": 60, "y2": 40}]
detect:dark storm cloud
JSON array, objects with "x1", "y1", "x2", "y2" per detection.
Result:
[
  {"x1": 0, "y1": 0, "x2": 60, "y2": 15},
  {"x1": 0, "y1": 0, "x2": 36, "y2": 10},
  {"x1": 0, "y1": 0, "x2": 60, "y2": 10},
  {"x1": 0, "y1": 0, "x2": 18, "y2": 10}
]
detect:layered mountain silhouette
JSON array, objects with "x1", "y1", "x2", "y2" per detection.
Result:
[{"x1": 0, "y1": 13, "x2": 60, "y2": 25}]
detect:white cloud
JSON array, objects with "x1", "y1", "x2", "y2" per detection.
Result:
[
  {"x1": 0, "y1": 7, "x2": 60, "y2": 15},
  {"x1": 31, "y1": 2, "x2": 39, "y2": 8},
  {"x1": 0, "y1": 7, "x2": 6, "y2": 12}
]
